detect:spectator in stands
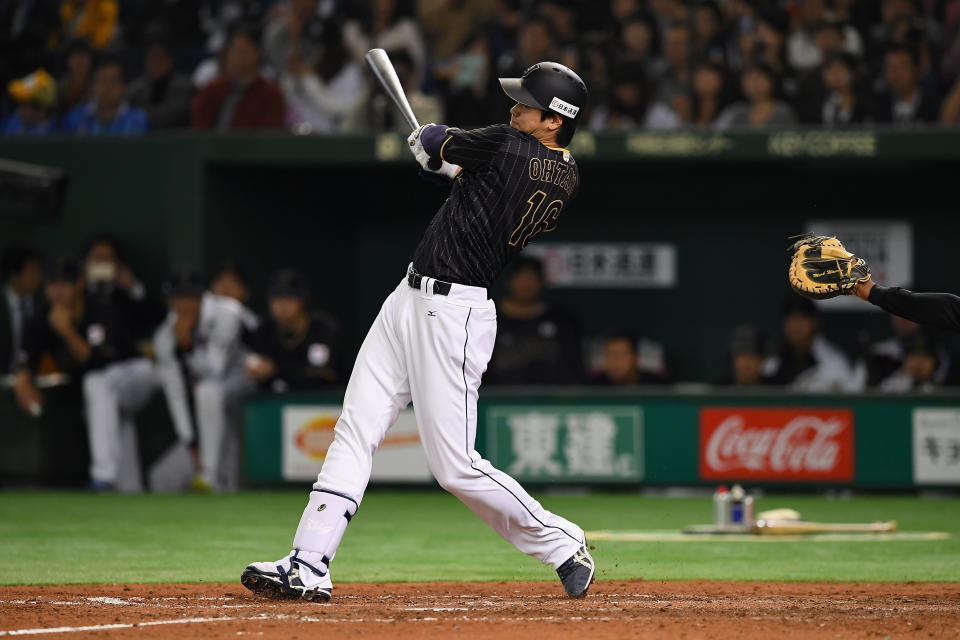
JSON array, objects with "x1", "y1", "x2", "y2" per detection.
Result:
[
  {"x1": 1, "y1": 244, "x2": 43, "y2": 374},
  {"x1": 737, "y1": 11, "x2": 790, "y2": 77},
  {"x1": 587, "y1": 61, "x2": 650, "y2": 130},
  {"x1": 124, "y1": 1, "x2": 206, "y2": 59},
  {"x1": 616, "y1": 13, "x2": 658, "y2": 81},
  {"x1": 486, "y1": 257, "x2": 583, "y2": 385},
  {"x1": 127, "y1": 37, "x2": 193, "y2": 130},
  {"x1": 648, "y1": 0, "x2": 689, "y2": 30},
  {"x1": 343, "y1": 49, "x2": 442, "y2": 132},
  {"x1": 486, "y1": 0, "x2": 522, "y2": 61},
  {"x1": 688, "y1": 60, "x2": 732, "y2": 127},
  {"x1": 652, "y1": 21, "x2": 694, "y2": 106},
  {"x1": 878, "y1": 330, "x2": 945, "y2": 392},
  {"x1": 62, "y1": 57, "x2": 149, "y2": 134},
  {"x1": 153, "y1": 268, "x2": 254, "y2": 492},
  {"x1": 262, "y1": 0, "x2": 321, "y2": 73},
  {"x1": 539, "y1": 0, "x2": 579, "y2": 47},
  {"x1": 280, "y1": 19, "x2": 365, "y2": 133},
  {"x1": 719, "y1": 324, "x2": 773, "y2": 386},
  {"x1": 591, "y1": 328, "x2": 669, "y2": 386},
  {"x1": 432, "y1": 32, "x2": 500, "y2": 128},
  {"x1": 77, "y1": 235, "x2": 161, "y2": 490},
  {"x1": 788, "y1": 5, "x2": 864, "y2": 73},
  {"x1": 197, "y1": 1, "x2": 266, "y2": 60},
  {"x1": 417, "y1": 0, "x2": 490, "y2": 66},
  {"x1": 57, "y1": 39, "x2": 96, "y2": 117},
  {"x1": 872, "y1": 45, "x2": 940, "y2": 125},
  {"x1": 345, "y1": 0, "x2": 427, "y2": 84},
  {"x1": 59, "y1": 0, "x2": 118, "y2": 51},
  {"x1": 0, "y1": 1, "x2": 60, "y2": 92},
  {"x1": 943, "y1": 76, "x2": 960, "y2": 123},
  {"x1": 797, "y1": 53, "x2": 870, "y2": 125},
  {"x1": 497, "y1": 16, "x2": 558, "y2": 80},
  {"x1": 868, "y1": 0, "x2": 941, "y2": 67},
  {"x1": 611, "y1": 0, "x2": 642, "y2": 25},
  {"x1": 245, "y1": 268, "x2": 344, "y2": 392},
  {"x1": 2, "y1": 69, "x2": 59, "y2": 135},
  {"x1": 13, "y1": 257, "x2": 87, "y2": 416},
  {"x1": 764, "y1": 293, "x2": 855, "y2": 392},
  {"x1": 191, "y1": 23, "x2": 285, "y2": 131},
  {"x1": 715, "y1": 64, "x2": 797, "y2": 129},
  {"x1": 693, "y1": 1, "x2": 726, "y2": 65}
]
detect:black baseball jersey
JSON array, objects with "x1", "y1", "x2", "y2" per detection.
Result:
[
  {"x1": 249, "y1": 311, "x2": 345, "y2": 391},
  {"x1": 20, "y1": 290, "x2": 150, "y2": 375},
  {"x1": 868, "y1": 286, "x2": 960, "y2": 333},
  {"x1": 485, "y1": 305, "x2": 584, "y2": 384},
  {"x1": 412, "y1": 124, "x2": 580, "y2": 289}
]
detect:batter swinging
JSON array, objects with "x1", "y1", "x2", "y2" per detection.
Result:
[{"x1": 242, "y1": 62, "x2": 594, "y2": 601}]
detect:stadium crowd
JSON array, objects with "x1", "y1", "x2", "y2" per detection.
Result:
[
  {"x1": 2, "y1": 240, "x2": 956, "y2": 489},
  {"x1": 3, "y1": 0, "x2": 960, "y2": 135}
]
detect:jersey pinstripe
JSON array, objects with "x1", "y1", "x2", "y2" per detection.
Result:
[{"x1": 412, "y1": 124, "x2": 580, "y2": 289}]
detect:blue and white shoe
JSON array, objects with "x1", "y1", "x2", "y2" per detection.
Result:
[
  {"x1": 241, "y1": 550, "x2": 332, "y2": 602},
  {"x1": 556, "y1": 545, "x2": 595, "y2": 598}
]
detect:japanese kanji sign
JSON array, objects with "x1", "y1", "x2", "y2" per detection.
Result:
[
  {"x1": 485, "y1": 406, "x2": 644, "y2": 481},
  {"x1": 913, "y1": 408, "x2": 960, "y2": 485}
]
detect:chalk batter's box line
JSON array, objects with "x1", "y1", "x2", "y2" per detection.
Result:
[{"x1": 586, "y1": 530, "x2": 950, "y2": 542}]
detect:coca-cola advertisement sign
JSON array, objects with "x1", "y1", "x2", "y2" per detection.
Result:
[{"x1": 700, "y1": 408, "x2": 854, "y2": 481}]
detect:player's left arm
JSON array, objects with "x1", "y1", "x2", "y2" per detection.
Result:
[{"x1": 856, "y1": 279, "x2": 960, "y2": 332}]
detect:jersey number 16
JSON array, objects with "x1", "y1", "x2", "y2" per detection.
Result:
[{"x1": 508, "y1": 190, "x2": 564, "y2": 249}]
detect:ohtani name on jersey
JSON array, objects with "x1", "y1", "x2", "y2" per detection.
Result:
[{"x1": 528, "y1": 157, "x2": 576, "y2": 196}]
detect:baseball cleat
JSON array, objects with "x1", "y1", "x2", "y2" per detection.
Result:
[
  {"x1": 241, "y1": 551, "x2": 332, "y2": 602},
  {"x1": 556, "y1": 545, "x2": 595, "y2": 598}
]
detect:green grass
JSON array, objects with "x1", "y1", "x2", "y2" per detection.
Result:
[{"x1": 0, "y1": 490, "x2": 958, "y2": 585}]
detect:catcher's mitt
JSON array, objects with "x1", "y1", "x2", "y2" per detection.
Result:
[{"x1": 788, "y1": 234, "x2": 871, "y2": 300}]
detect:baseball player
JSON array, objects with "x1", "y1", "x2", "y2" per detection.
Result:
[
  {"x1": 245, "y1": 269, "x2": 345, "y2": 392},
  {"x1": 242, "y1": 62, "x2": 595, "y2": 601},
  {"x1": 153, "y1": 269, "x2": 253, "y2": 492},
  {"x1": 790, "y1": 235, "x2": 960, "y2": 332}
]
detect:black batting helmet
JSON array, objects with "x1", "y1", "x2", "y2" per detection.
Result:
[{"x1": 499, "y1": 62, "x2": 588, "y2": 121}]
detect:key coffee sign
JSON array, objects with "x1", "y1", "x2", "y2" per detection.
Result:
[{"x1": 699, "y1": 408, "x2": 854, "y2": 481}]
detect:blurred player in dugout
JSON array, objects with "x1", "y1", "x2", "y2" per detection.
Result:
[
  {"x1": 485, "y1": 257, "x2": 583, "y2": 385},
  {"x1": 153, "y1": 269, "x2": 253, "y2": 493},
  {"x1": 14, "y1": 236, "x2": 162, "y2": 491},
  {"x1": 245, "y1": 269, "x2": 346, "y2": 393},
  {"x1": 1, "y1": 244, "x2": 44, "y2": 375}
]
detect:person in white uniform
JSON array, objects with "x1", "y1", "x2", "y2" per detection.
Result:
[
  {"x1": 242, "y1": 62, "x2": 596, "y2": 601},
  {"x1": 153, "y1": 269, "x2": 253, "y2": 492}
]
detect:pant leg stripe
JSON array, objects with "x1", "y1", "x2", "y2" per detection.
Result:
[{"x1": 460, "y1": 307, "x2": 583, "y2": 546}]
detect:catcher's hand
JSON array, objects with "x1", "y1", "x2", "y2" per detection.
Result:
[{"x1": 788, "y1": 234, "x2": 871, "y2": 300}]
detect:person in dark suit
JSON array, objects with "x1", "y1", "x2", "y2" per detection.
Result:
[
  {"x1": 1, "y1": 244, "x2": 43, "y2": 375},
  {"x1": 871, "y1": 45, "x2": 939, "y2": 125}
]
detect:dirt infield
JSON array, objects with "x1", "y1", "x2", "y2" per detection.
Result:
[{"x1": 1, "y1": 581, "x2": 958, "y2": 639}]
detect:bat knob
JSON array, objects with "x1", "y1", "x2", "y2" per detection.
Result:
[{"x1": 427, "y1": 157, "x2": 442, "y2": 171}]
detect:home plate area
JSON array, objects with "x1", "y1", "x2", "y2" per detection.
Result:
[{"x1": 2, "y1": 581, "x2": 959, "y2": 639}]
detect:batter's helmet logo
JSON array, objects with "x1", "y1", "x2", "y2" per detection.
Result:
[{"x1": 318, "y1": 504, "x2": 327, "y2": 512}]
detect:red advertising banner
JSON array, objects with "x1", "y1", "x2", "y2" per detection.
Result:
[{"x1": 700, "y1": 408, "x2": 854, "y2": 481}]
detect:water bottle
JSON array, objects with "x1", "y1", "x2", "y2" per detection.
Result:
[{"x1": 713, "y1": 485, "x2": 730, "y2": 527}]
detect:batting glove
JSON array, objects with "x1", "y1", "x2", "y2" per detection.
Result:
[{"x1": 407, "y1": 124, "x2": 434, "y2": 170}]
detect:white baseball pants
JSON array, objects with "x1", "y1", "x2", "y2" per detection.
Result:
[
  {"x1": 304, "y1": 269, "x2": 585, "y2": 570},
  {"x1": 83, "y1": 358, "x2": 158, "y2": 490}
]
